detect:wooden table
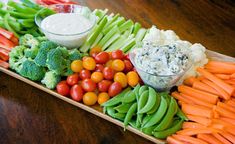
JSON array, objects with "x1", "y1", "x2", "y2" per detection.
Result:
[{"x1": 0, "y1": 0, "x2": 235, "y2": 143}]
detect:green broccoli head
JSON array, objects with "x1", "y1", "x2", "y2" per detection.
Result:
[
  {"x1": 36, "y1": 36, "x2": 48, "y2": 42},
  {"x1": 9, "y1": 46, "x2": 27, "y2": 73},
  {"x1": 19, "y1": 59, "x2": 46, "y2": 81},
  {"x1": 34, "y1": 41, "x2": 58, "y2": 67},
  {"x1": 68, "y1": 49, "x2": 83, "y2": 61},
  {"x1": 57, "y1": 46, "x2": 69, "y2": 57},
  {"x1": 19, "y1": 34, "x2": 39, "y2": 49},
  {"x1": 24, "y1": 47, "x2": 39, "y2": 59},
  {"x1": 41, "y1": 71, "x2": 61, "y2": 89}
]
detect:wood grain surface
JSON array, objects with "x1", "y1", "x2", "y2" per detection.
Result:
[{"x1": 0, "y1": 0, "x2": 235, "y2": 144}]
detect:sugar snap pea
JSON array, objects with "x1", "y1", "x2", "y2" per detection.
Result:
[
  {"x1": 4, "y1": 13, "x2": 19, "y2": 38},
  {"x1": 129, "y1": 119, "x2": 137, "y2": 129},
  {"x1": 152, "y1": 119, "x2": 183, "y2": 139},
  {"x1": 122, "y1": 90, "x2": 136, "y2": 103},
  {"x1": 134, "y1": 84, "x2": 140, "y2": 101},
  {"x1": 139, "y1": 87, "x2": 157, "y2": 114},
  {"x1": 106, "y1": 106, "x2": 115, "y2": 117},
  {"x1": 142, "y1": 96, "x2": 168, "y2": 128},
  {"x1": 142, "y1": 125, "x2": 155, "y2": 135},
  {"x1": 8, "y1": 1, "x2": 37, "y2": 14},
  {"x1": 139, "y1": 85, "x2": 148, "y2": 96},
  {"x1": 137, "y1": 90, "x2": 148, "y2": 123},
  {"x1": 176, "y1": 105, "x2": 188, "y2": 121},
  {"x1": 113, "y1": 112, "x2": 126, "y2": 121},
  {"x1": 124, "y1": 103, "x2": 137, "y2": 129},
  {"x1": 142, "y1": 115, "x2": 152, "y2": 127},
  {"x1": 147, "y1": 93, "x2": 161, "y2": 115},
  {"x1": 114, "y1": 103, "x2": 133, "y2": 113},
  {"x1": 154, "y1": 97, "x2": 178, "y2": 131}
]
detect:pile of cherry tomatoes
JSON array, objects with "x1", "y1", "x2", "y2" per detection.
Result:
[{"x1": 56, "y1": 47, "x2": 140, "y2": 106}]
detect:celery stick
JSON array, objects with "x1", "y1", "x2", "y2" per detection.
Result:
[
  {"x1": 104, "y1": 13, "x2": 120, "y2": 28},
  {"x1": 87, "y1": 16, "x2": 108, "y2": 45},
  {"x1": 93, "y1": 9, "x2": 108, "y2": 24},
  {"x1": 102, "y1": 17, "x2": 125, "y2": 34},
  {"x1": 80, "y1": 41, "x2": 91, "y2": 53},
  {"x1": 135, "y1": 28, "x2": 146, "y2": 42},
  {"x1": 119, "y1": 20, "x2": 134, "y2": 33},
  {"x1": 98, "y1": 25, "x2": 119, "y2": 47},
  {"x1": 106, "y1": 35, "x2": 128, "y2": 52},
  {"x1": 91, "y1": 33, "x2": 103, "y2": 48},
  {"x1": 102, "y1": 33, "x2": 120, "y2": 50},
  {"x1": 120, "y1": 38, "x2": 136, "y2": 53},
  {"x1": 133, "y1": 22, "x2": 141, "y2": 36}
]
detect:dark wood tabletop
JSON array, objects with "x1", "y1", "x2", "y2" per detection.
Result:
[{"x1": 0, "y1": 0, "x2": 235, "y2": 144}]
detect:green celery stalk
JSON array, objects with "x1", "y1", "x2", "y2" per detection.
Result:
[
  {"x1": 20, "y1": 0, "x2": 42, "y2": 10},
  {"x1": 0, "y1": 9, "x2": 35, "y2": 19},
  {"x1": 104, "y1": 13, "x2": 120, "y2": 28},
  {"x1": 91, "y1": 33, "x2": 103, "y2": 48},
  {"x1": 135, "y1": 28, "x2": 147, "y2": 42},
  {"x1": 102, "y1": 17, "x2": 125, "y2": 34},
  {"x1": 80, "y1": 41, "x2": 91, "y2": 53},
  {"x1": 119, "y1": 19, "x2": 134, "y2": 33},
  {"x1": 98, "y1": 25, "x2": 120, "y2": 48},
  {"x1": 8, "y1": 1, "x2": 37, "y2": 14},
  {"x1": 105, "y1": 35, "x2": 128, "y2": 52},
  {"x1": 102, "y1": 33, "x2": 120, "y2": 50},
  {"x1": 94, "y1": 9, "x2": 108, "y2": 24},
  {"x1": 120, "y1": 37, "x2": 136, "y2": 53},
  {"x1": 3, "y1": 13, "x2": 19, "y2": 38},
  {"x1": 133, "y1": 22, "x2": 141, "y2": 36}
]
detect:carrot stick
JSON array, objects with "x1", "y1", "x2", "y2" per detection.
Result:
[
  {"x1": 212, "y1": 133, "x2": 232, "y2": 144},
  {"x1": 197, "y1": 68, "x2": 235, "y2": 96},
  {"x1": 0, "y1": 59, "x2": 9, "y2": 68},
  {"x1": 181, "y1": 103, "x2": 213, "y2": 118},
  {"x1": 0, "y1": 48, "x2": 9, "y2": 61},
  {"x1": 205, "y1": 61, "x2": 235, "y2": 74},
  {"x1": 215, "y1": 74, "x2": 231, "y2": 80},
  {"x1": 192, "y1": 81, "x2": 219, "y2": 95},
  {"x1": 220, "y1": 132, "x2": 235, "y2": 144},
  {"x1": 225, "y1": 127, "x2": 235, "y2": 136},
  {"x1": 231, "y1": 73, "x2": 235, "y2": 79},
  {"x1": 0, "y1": 35, "x2": 15, "y2": 49},
  {"x1": 220, "y1": 117, "x2": 235, "y2": 125},
  {"x1": 225, "y1": 100, "x2": 235, "y2": 107},
  {"x1": 186, "y1": 115, "x2": 211, "y2": 126},
  {"x1": 171, "y1": 92, "x2": 194, "y2": 104},
  {"x1": 178, "y1": 85, "x2": 218, "y2": 104},
  {"x1": 182, "y1": 122, "x2": 206, "y2": 129},
  {"x1": 198, "y1": 75, "x2": 206, "y2": 81},
  {"x1": 176, "y1": 128, "x2": 218, "y2": 136},
  {"x1": 184, "y1": 76, "x2": 198, "y2": 86},
  {"x1": 215, "y1": 106, "x2": 235, "y2": 119},
  {"x1": 202, "y1": 79, "x2": 230, "y2": 100},
  {"x1": 10, "y1": 36, "x2": 18, "y2": 46},
  {"x1": 166, "y1": 136, "x2": 184, "y2": 144},
  {"x1": 217, "y1": 102, "x2": 235, "y2": 113},
  {"x1": 0, "y1": 27, "x2": 13, "y2": 39},
  {"x1": 172, "y1": 134, "x2": 208, "y2": 144},
  {"x1": 197, "y1": 134, "x2": 223, "y2": 144},
  {"x1": 224, "y1": 79, "x2": 235, "y2": 85}
]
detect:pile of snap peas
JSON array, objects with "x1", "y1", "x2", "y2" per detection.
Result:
[
  {"x1": 102, "y1": 84, "x2": 188, "y2": 139},
  {"x1": 0, "y1": 0, "x2": 55, "y2": 38}
]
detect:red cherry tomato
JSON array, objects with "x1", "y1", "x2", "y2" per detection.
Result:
[
  {"x1": 111, "y1": 50, "x2": 125, "y2": 60},
  {"x1": 103, "y1": 67, "x2": 115, "y2": 80},
  {"x1": 66, "y1": 73, "x2": 79, "y2": 86},
  {"x1": 91, "y1": 52, "x2": 98, "y2": 59},
  {"x1": 124, "y1": 53, "x2": 130, "y2": 60},
  {"x1": 98, "y1": 80, "x2": 112, "y2": 92},
  {"x1": 70, "y1": 84, "x2": 84, "y2": 101},
  {"x1": 95, "y1": 64, "x2": 104, "y2": 72},
  {"x1": 108, "y1": 82, "x2": 122, "y2": 97},
  {"x1": 80, "y1": 69, "x2": 91, "y2": 80},
  {"x1": 123, "y1": 60, "x2": 134, "y2": 73},
  {"x1": 81, "y1": 79, "x2": 96, "y2": 92},
  {"x1": 56, "y1": 81, "x2": 70, "y2": 96},
  {"x1": 95, "y1": 52, "x2": 110, "y2": 64}
]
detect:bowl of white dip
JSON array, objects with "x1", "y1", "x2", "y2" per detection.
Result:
[{"x1": 35, "y1": 4, "x2": 96, "y2": 49}]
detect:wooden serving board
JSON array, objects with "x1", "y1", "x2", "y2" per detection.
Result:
[{"x1": 0, "y1": 50, "x2": 234, "y2": 144}]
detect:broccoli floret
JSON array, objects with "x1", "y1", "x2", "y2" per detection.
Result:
[
  {"x1": 19, "y1": 34, "x2": 39, "y2": 49},
  {"x1": 24, "y1": 47, "x2": 39, "y2": 59},
  {"x1": 68, "y1": 49, "x2": 83, "y2": 61},
  {"x1": 36, "y1": 36, "x2": 48, "y2": 42},
  {"x1": 62, "y1": 60, "x2": 73, "y2": 76},
  {"x1": 57, "y1": 46, "x2": 69, "y2": 57},
  {"x1": 19, "y1": 59, "x2": 46, "y2": 81},
  {"x1": 9, "y1": 46, "x2": 27, "y2": 73},
  {"x1": 34, "y1": 41, "x2": 58, "y2": 67},
  {"x1": 41, "y1": 71, "x2": 61, "y2": 89}
]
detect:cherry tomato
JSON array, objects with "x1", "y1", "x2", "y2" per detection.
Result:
[
  {"x1": 66, "y1": 73, "x2": 79, "y2": 86},
  {"x1": 71, "y1": 60, "x2": 83, "y2": 72},
  {"x1": 91, "y1": 72, "x2": 103, "y2": 83},
  {"x1": 81, "y1": 79, "x2": 96, "y2": 92},
  {"x1": 91, "y1": 52, "x2": 98, "y2": 59},
  {"x1": 83, "y1": 92, "x2": 97, "y2": 106},
  {"x1": 98, "y1": 92, "x2": 110, "y2": 105},
  {"x1": 123, "y1": 60, "x2": 134, "y2": 72},
  {"x1": 56, "y1": 81, "x2": 70, "y2": 96},
  {"x1": 111, "y1": 50, "x2": 125, "y2": 60},
  {"x1": 127, "y1": 71, "x2": 139, "y2": 87},
  {"x1": 105, "y1": 60, "x2": 113, "y2": 67},
  {"x1": 103, "y1": 67, "x2": 115, "y2": 80},
  {"x1": 89, "y1": 46, "x2": 102, "y2": 56},
  {"x1": 108, "y1": 82, "x2": 122, "y2": 97},
  {"x1": 95, "y1": 52, "x2": 110, "y2": 64},
  {"x1": 98, "y1": 80, "x2": 112, "y2": 92},
  {"x1": 70, "y1": 84, "x2": 84, "y2": 101},
  {"x1": 111, "y1": 59, "x2": 125, "y2": 72},
  {"x1": 114, "y1": 72, "x2": 127, "y2": 88},
  {"x1": 80, "y1": 69, "x2": 91, "y2": 80},
  {"x1": 95, "y1": 64, "x2": 104, "y2": 72},
  {"x1": 124, "y1": 53, "x2": 130, "y2": 60},
  {"x1": 83, "y1": 57, "x2": 96, "y2": 70}
]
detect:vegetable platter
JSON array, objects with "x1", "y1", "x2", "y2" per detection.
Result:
[{"x1": 1, "y1": 0, "x2": 235, "y2": 144}]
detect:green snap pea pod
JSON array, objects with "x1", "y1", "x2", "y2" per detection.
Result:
[
  {"x1": 20, "y1": 0, "x2": 42, "y2": 10},
  {"x1": 0, "y1": 9, "x2": 35, "y2": 19},
  {"x1": 106, "y1": 107, "x2": 116, "y2": 118},
  {"x1": 142, "y1": 96, "x2": 168, "y2": 128},
  {"x1": 103, "y1": 106, "x2": 107, "y2": 114},
  {"x1": 152, "y1": 119, "x2": 183, "y2": 139},
  {"x1": 134, "y1": 84, "x2": 140, "y2": 101},
  {"x1": 102, "y1": 87, "x2": 131, "y2": 107},
  {"x1": 114, "y1": 103, "x2": 133, "y2": 113},
  {"x1": 147, "y1": 93, "x2": 161, "y2": 115},
  {"x1": 138, "y1": 85, "x2": 148, "y2": 96},
  {"x1": 142, "y1": 125, "x2": 155, "y2": 135},
  {"x1": 8, "y1": 1, "x2": 37, "y2": 14},
  {"x1": 124, "y1": 103, "x2": 137, "y2": 129},
  {"x1": 141, "y1": 115, "x2": 152, "y2": 128},
  {"x1": 154, "y1": 97, "x2": 178, "y2": 131},
  {"x1": 0, "y1": 2, "x2": 3, "y2": 8},
  {"x1": 113, "y1": 113, "x2": 126, "y2": 121},
  {"x1": 137, "y1": 90, "x2": 149, "y2": 123},
  {"x1": 139, "y1": 87, "x2": 157, "y2": 114},
  {"x1": 176, "y1": 104, "x2": 188, "y2": 121},
  {"x1": 18, "y1": 19, "x2": 35, "y2": 28},
  {"x1": 3, "y1": 13, "x2": 19, "y2": 38},
  {"x1": 122, "y1": 90, "x2": 136, "y2": 103},
  {"x1": 136, "y1": 117, "x2": 141, "y2": 128}
]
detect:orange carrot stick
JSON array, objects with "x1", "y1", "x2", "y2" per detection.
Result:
[
  {"x1": 172, "y1": 134, "x2": 208, "y2": 144},
  {"x1": 192, "y1": 81, "x2": 219, "y2": 95},
  {"x1": 171, "y1": 92, "x2": 194, "y2": 104},
  {"x1": 176, "y1": 128, "x2": 218, "y2": 136},
  {"x1": 225, "y1": 100, "x2": 235, "y2": 107},
  {"x1": 181, "y1": 103, "x2": 213, "y2": 118},
  {"x1": 220, "y1": 132, "x2": 235, "y2": 144},
  {"x1": 212, "y1": 133, "x2": 232, "y2": 144},
  {"x1": 197, "y1": 68, "x2": 235, "y2": 95},
  {"x1": 225, "y1": 127, "x2": 235, "y2": 136},
  {"x1": 186, "y1": 115, "x2": 211, "y2": 126},
  {"x1": 197, "y1": 134, "x2": 223, "y2": 144},
  {"x1": 224, "y1": 79, "x2": 235, "y2": 85},
  {"x1": 198, "y1": 75, "x2": 206, "y2": 81},
  {"x1": 220, "y1": 117, "x2": 235, "y2": 125},
  {"x1": 217, "y1": 102, "x2": 235, "y2": 113},
  {"x1": 231, "y1": 73, "x2": 235, "y2": 79},
  {"x1": 205, "y1": 61, "x2": 235, "y2": 74},
  {"x1": 215, "y1": 74, "x2": 231, "y2": 80},
  {"x1": 202, "y1": 79, "x2": 230, "y2": 100},
  {"x1": 215, "y1": 106, "x2": 235, "y2": 119},
  {"x1": 182, "y1": 122, "x2": 206, "y2": 129},
  {"x1": 166, "y1": 136, "x2": 184, "y2": 144},
  {"x1": 184, "y1": 76, "x2": 199, "y2": 86},
  {"x1": 178, "y1": 85, "x2": 218, "y2": 104}
]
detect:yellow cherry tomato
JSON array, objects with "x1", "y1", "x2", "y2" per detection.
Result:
[
  {"x1": 114, "y1": 72, "x2": 127, "y2": 88},
  {"x1": 127, "y1": 71, "x2": 139, "y2": 87},
  {"x1": 98, "y1": 92, "x2": 110, "y2": 105},
  {"x1": 83, "y1": 57, "x2": 96, "y2": 70},
  {"x1": 71, "y1": 60, "x2": 83, "y2": 72},
  {"x1": 111, "y1": 59, "x2": 125, "y2": 72},
  {"x1": 91, "y1": 72, "x2": 104, "y2": 83},
  {"x1": 89, "y1": 46, "x2": 102, "y2": 56},
  {"x1": 105, "y1": 60, "x2": 113, "y2": 67},
  {"x1": 83, "y1": 92, "x2": 97, "y2": 106}
]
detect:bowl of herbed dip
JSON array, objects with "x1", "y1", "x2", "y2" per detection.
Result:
[
  {"x1": 129, "y1": 42, "x2": 192, "y2": 91},
  {"x1": 35, "y1": 4, "x2": 96, "y2": 48}
]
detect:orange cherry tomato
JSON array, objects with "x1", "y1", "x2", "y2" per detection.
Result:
[
  {"x1": 105, "y1": 60, "x2": 113, "y2": 67},
  {"x1": 71, "y1": 60, "x2": 83, "y2": 73},
  {"x1": 89, "y1": 46, "x2": 102, "y2": 56},
  {"x1": 91, "y1": 72, "x2": 103, "y2": 83},
  {"x1": 83, "y1": 57, "x2": 96, "y2": 70},
  {"x1": 83, "y1": 92, "x2": 98, "y2": 106},
  {"x1": 111, "y1": 59, "x2": 125, "y2": 72},
  {"x1": 97, "y1": 92, "x2": 110, "y2": 105},
  {"x1": 114, "y1": 72, "x2": 127, "y2": 88},
  {"x1": 127, "y1": 71, "x2": 139, "y2": 87}
]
